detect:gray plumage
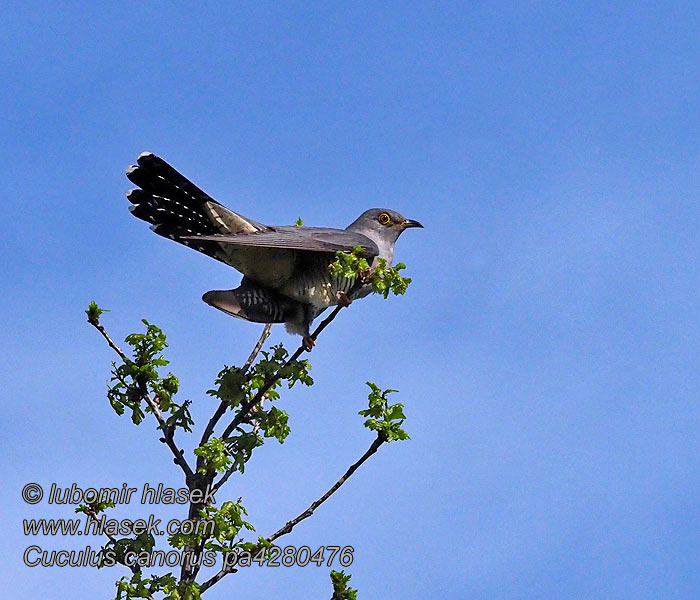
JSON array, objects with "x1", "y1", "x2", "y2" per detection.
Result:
[{"x1": 126, "y1": 152, "x2": 423, "y2": 342}]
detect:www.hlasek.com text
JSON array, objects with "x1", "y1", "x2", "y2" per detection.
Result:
[{"x1": 24, "y1": 513, "x2": 214, "y2": 537}]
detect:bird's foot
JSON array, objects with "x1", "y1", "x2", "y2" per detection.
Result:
[
  {"x1": 302, "y1": 335, "x2": 316, "y2": 352},
  {"x1": 336, "y1": 290, "x2": 352, "y2": 308}
]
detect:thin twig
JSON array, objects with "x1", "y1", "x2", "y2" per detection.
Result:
[
  {"x1": 84, "y1": 505, "x2": 150, "y2": 594},
  {"x1": 86, "y1": 509, "x2": 138, "y2": 573},
  {"x1": 210, "y1": 305, "x2": 346, "y2": 495},
  {"x1": 186, "y1": 324, "x2": 272, "y2": 581},
  {"x1": 88, "y1": 319, "x2": 195, "y2": 481},
  {"x1": 198, "y1": 306, "x2": 346, "y2": 575},
  {"x1": 89, "y1": 319, "x2": 130, "y2": 363},
  {"x1": 219, "y1": 304, "x2": 345, "y2": 443},
  {"x1": 242, "y1": 323, "x2": 272, "y2": 374},
  {"x1": 150, "y1": 397, "x2": 195, "y2": 480},
  {"x1": 210, "y1": 398, "x2": 265, "y2": 497},
  {"x1": 198, "y1": 324, "x2": 271, "y2": 454},
  {"x1": 266, "y1": 434, "x2": 385, "y2": 542},
  {"x1": 199, "y1": 566, "x2": 233, "y2": 593},
  {"x1": 210, "y1": 456, "x2": 236, "y2": 496},
  {"x1": 218, "y1": 273, "x2": 367, "y2": 448},
  {"x1": 200, "y1": 434, "x2": 386, "y2": 594}
]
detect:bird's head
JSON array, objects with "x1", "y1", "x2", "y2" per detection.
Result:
[{"x1": 348, "y1": 208, "x2": 423, "y2": 245}]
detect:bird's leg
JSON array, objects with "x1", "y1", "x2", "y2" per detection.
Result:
[
  {"x1": 336, "y1": 290, "x2": 352, "y2": 308},
  {"x1": 300, "y1": 305, "x2": 317, "y2": 352},
  {"x1": 302, "y1": 335, "x2": 316, "y2": 352}
]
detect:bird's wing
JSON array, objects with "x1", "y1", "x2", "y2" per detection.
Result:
[{"x1": 182, "y1": 227, "x2": 380, "y2": 258}]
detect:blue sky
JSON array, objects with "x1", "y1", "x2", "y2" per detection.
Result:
[{"x1": 3, "y1": 2, "x2": 700, "y2": 598}]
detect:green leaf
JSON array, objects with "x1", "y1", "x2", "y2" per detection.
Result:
[
  {"x1": 330, "y1": 570, "x2": 358, "y2": 600},
  {"x1": 328, "y1": 248, "x2": 412, "y2": 299},
  {"x1": 359, "y1": 382, "x2": 409, "y2": 442},
  {"x1": 194, "y1": 437, "x2": 233, "y2": 475},
  {"x1": 258, "y1": 406, "x2": 291, "y2": 443},
  {"x1": 102, "y1": 319, "x2": 191, "y2": 433},
  {"x1": 173, "y1": 500, "x2": 255, "y2": 552},
  {"x1": 86, "y1": 301, "x2": 108, "y2": 324}
]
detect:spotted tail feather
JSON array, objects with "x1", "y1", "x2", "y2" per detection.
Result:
[{"x1": 126, "y1": 152, "x2": 265, "y2": 262}]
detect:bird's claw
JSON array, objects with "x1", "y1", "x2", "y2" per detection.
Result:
[
  {"x1": 336, "y1": 290, "x2": 352, "y2": 308},
  {"x1": 302, "y1": 335, "x2": 316, "y2": 352}
]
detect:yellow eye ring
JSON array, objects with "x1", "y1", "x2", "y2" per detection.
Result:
[{"x1": 378, "y1": 212, "x2": 391, "y2": 225}]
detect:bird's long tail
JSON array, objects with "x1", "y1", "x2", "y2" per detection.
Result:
[{"x1": 126, "y1": 152, "x2": 264, "y2": 262}]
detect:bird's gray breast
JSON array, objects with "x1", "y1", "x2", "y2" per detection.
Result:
[{"x1": 277, "y1": 252, "x2": 360, "y2": 308}]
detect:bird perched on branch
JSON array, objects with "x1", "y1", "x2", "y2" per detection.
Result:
[{"x1": 126, "y1": 152, "x2": 423, "y2": 350}]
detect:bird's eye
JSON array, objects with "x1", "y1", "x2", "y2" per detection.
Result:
[{"x1": 378, "y1": 212, "x2": 391, "y2": 225}]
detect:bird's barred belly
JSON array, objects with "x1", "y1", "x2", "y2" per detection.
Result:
[{"x1": 278, "y1": 269, "x2": 357, "y2": 308}]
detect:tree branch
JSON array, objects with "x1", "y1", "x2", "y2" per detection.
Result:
[
  {"x1": 84, "y1": 505, "x2": 142, "y2": 578},
  {"x1": 219, "y1": 304, "x2": 345, "y2": 444},
  {"x1": 242, "y1": 323, "x2": 273, "y2": 375},
  {"x1": 199, "y1": 567, "x2": 233, "y2": 594},
  {"x1": 200, "y1": 433, "x2": 386, "y2": 594},
  {"x1": 185, "y1": 324, "x2": 274, "y2": 581},
  {"x1": 88, "y1": 320, "x2": 195, "y2": 481},
  {"x1": 89, "y1": 319, "x2": 130, "y2": 363},
  {"x1": 152, "y1": 398, "x2": 195, "y2": 480},
  {"x1": 210, "y1": 305, "x2": 346, "y2": 497},
  {"x1": 267, "y1": 433, "x2": 385, "y2": 543},
  {"x1": 86, "y1": 506, "x2": 158, "y2": 600},
  {"x1": 198, "y1": 324, "x2": 271, "y2": 454}
]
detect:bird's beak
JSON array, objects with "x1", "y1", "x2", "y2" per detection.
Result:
[{"x1": 401, "y1": 219, "x2": 424, "y2": 229}]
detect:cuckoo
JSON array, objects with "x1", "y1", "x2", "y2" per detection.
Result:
[{"x1": 126, "y1": 153, "x2": 423, "y2": 350}]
